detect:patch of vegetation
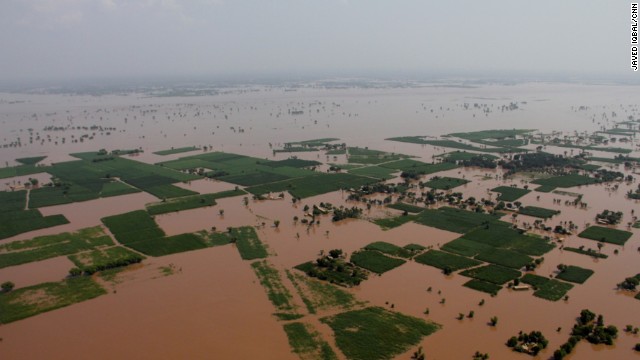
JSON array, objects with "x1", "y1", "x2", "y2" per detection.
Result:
[
  {"x1": 424, "y1": 176, "x2": 470, "y2": 190},
  {"x1": 413, "y1": 207, "x2": 500, "y2": 233},
  {"x1": 283, "y1": 322, "x2": 338, "y2": 360},
  {"x1": 506, "y1": 330, "x2": 548, "y2": 356},
  {"x1": 15, "y1": 156, "x2": 48, "y2": 165},
  {"x1": 364, "y1": 241, "x2": 414, "y2": 258},
  {"x1": 286, "y1": 270, "x2": 359, "y2": 314},
  {"x1": 460, "y1": 265, "x2": 521, "y2": 285},
  {"x1": 102, "y1": 210, "x2": 165, "y2": 245},
  {"x1": 295, "y1": 249, "x2": 367, "y2": 287},
  {"x1": 128, "y1": 233, "x2": 208, "y2": 257},
  {"x1": 519, "y1": 206, "x2": 560, "y2": 219},
  {"x1": 320, "y1": 307, "x2": 440, "y2": 360},
  {"x1": 386, "y1": 136, "x2": 513, "y2": 153},
  {"x1": 347, "y1": 147, "x2": 412, "y2": 165},
  {"x1": 0, "y1": 226, "x2": 113, "y2": 269},
  {"x1": 475, "y1": 248, "x2": 533, "y2": 269},
  {"x1": 414, "y1": 250, "x2": 482, "y2": 272},
  {"x1": 348, "y1": 166, "x2": 397, "y2": 179},
  {"x1": 350, "y1": 250, "x2": 406, "y2": 274},
  {"x1": 0, "y1": 164, "x2": 45, "y2": 179},
  {"x1": 531, "y1": 174, "x2": 599, "y2": 192},
  {"x1": 556, "y1": 264, "x2": 594, "y2": 284},
  {"x1": 0, "y1": 277, "x2": 106, "y2": 324},
  {"x1": 461, "y1": 222, "x2": 554, "y2": 256},
  {"x1": 491, "y1": 186, "x2": 531, "y2": 201},
  {"x1": 251, "y1": 260, "x2": 298, "y2": 315},
  {"x1": 233, "y1": 226, "x2": 268, "y2": 260},
  {"x1": 386, "y1": 202, "x2": 425, "y2": 214},
  {"x1": 68, "y1": 246, "x2": 144, "y2": 275},
  {"x1": 595, "y1": 209, "x2": 623, "y2": 225},
  {"x1": 563, "y1": 247, "x2": 608, "y2": 259},
  {"x1": 373, "y1": 214, "x2": 417, "y2": 230},
  {"x1": 463, "y1": 279, "x2": 502, "y2": 295},
  {"x1": 247, "y1": 173, "x2": 375, "y2": 199},
  {"x1": 146, "y1": 189, "x2": 245, "y2": 215},
  {"x1": 440, "y1": 238, "x2": 493, "y2": 257},
  {"x1": 521, "y1": 274, "x2": 573, "y2": 301},
  {"x1": 578, "y1": 226, "x2": 632, "y2": 245},
  {"x1": 153, "y1": 146, "x2": 200, "y2": 156},
  {"x1": 0, "y1": 209, "x2": 70, "y2": 240}
]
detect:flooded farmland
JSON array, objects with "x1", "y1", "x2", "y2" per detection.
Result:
[{"x1": 0, "y1": 82, "x2": 639, "y2": 360}]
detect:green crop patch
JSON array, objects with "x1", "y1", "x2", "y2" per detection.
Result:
[
  {"x1": 15, "y1": 156, "x2": 47, "y2": 165},
  {"x1": 460, "y1": 264, "x2": 521, "y2": 285},
  {"x1": 146, "y1": 189, "x2": 244, "y2": 215},
  {"x1": 320, "y1": 307, "x2": 440, "y2": 360},
  {"x1": 99, "y1": 181, "x2": 141, "y2": 197},
  {"x1": 521, "y1": 274, "x2": 574, "y2": 301},
  {"x1": 153, "y1": 146, "x2": 200, "y2": 156},
  {"x1": 386, "y1": 202, "x2": 425, "y2": 214},
  {"x1": 424, "y1": 176, "x2": 470, "y2": 190},
  {"x1": 265, "y1": 158, "x2": 321, "y2": 168},
  {"x1": 440, "y1": 238, "x2": 494, "y2": 257},
  {"x1": 126, "y1": 233, "x2": 207, "y2": 257},
  {"x1": 0, "y1": 209, "x2": 70, "y2": 241},
  {"x1": 461, "y1": 222, "x2": 554, "y2": 256},
  {"x1": 373, "y1": 214, "x2": 417, "y2": 230},
  {"x1": 380, "y1": 159, "x2": 459, "y2": 175},
  {"x1": 0, "y1": 277, "x2": 107, "y2": 324},
  {"x1": 563, "y1": 247, "x2": 608, "y2": 259},
  {"x1": 102, "y1": 210, "x2": 165, "y2": 245},
  {"x1": 0, "y1": 190, "x2": 27, "y2": 212},
  {"x1": 578, "y1": 226, "x2": 633, "y2": 245},
  {"x1": 350, "y1": 250, "x2": 406, "y2": 274},
  {"x1": 491, "y1": 186, "x2": 531, "y2": 201},
  {"x1": 413, "y1": 207, "x2": 500, "y2": 233},
  {"x1": 283, "y1": 322, "x2": 338, "y2": 360},
  {"x1": 475, "y1": 248, "x2": 532, "y2": 269},
  {"x1": 519, "y1": 206, "x2": 560, "y2": 219},
  {"x1": 556, "y1": 265, "x2": 594, "y2": 284},
  {"x1": 414, "y1": 250, "x2": 482, "y2": 271},
  {"x1": 531, "y1": 174, "x2": 599, "y2": 192},
  {"x1": 439, "y1": 151, "x2": 499, "y2": 162},
  {"x1": 68, "y1": 246, "x2": 144, "y2": 275},
  {"x1": 232, "y1": 226, "x2": 268, "y2": 260},
  {"x1": 365, "y1": 241, "x2": 414, "y2": 258},
  {"x1": 247, "y1": 173, "x2": 374, "y2": 199},
  {"x1": 251, "y1": 260, "x2": 298, "y2": 314},
  {"x1": 348, "y1": 165, "x2": 397, "y2": 179},
  {"x1": 0, "y1": 165, "x2": 44, "y2": 179},
  {"x1": 463, "y1": 279, "x2": 503, "y2": 295},
  {"x1": 286, "y1": 271, "x2": 359, "y2": 314},
  {"x1": 0, "y1": 226, "x2": 113, "y2": 269}
]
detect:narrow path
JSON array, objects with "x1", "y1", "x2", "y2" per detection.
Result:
[{"x1": 25, "y1": 188, "x2": 31, "y2": 210}]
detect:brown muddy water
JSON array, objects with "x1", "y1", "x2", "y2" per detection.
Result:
[{"x1": 0, "y1": 83, "x2": 639, "y2": 359}]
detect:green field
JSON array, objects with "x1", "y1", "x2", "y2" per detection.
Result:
[
  {"x1": 15, "y1": 156, "x2": 47, "y2": 165},
  {"x1": 438, "y1": 151, "x2": 499, "y2": 162},
  {"x1": 320, "y1": 307, "x2": 440, "y2": 360},
  {"x1": 0, "y1": 164, "x2": 44, "y2": 179},
  {"x1": 286, "y1": 271, "x2": 359, "y2": 314},
  {"x1": 521, "y1": 274, "x2": 574, "y2": 301},
  {"x1": 364, "y1": 241, "x2": 414, "y2": 258},
  {"x1": 386, "y1": 202, "x2": 425, "y2": 214},
  {"x1": 532, "y1": 174, "x2": 599, "y2": 192},
  {"x1": 460, "y1": 222, "x2": 555, "y2": 256},
  {"x1": 475, "y1": 248, "x2": 533, "y2": 269},
  {"x1": 101, "y1": 210, "x2": 165, "y2": 245},
  {"x1": 283, "y1": 322, "x2": 338, "y2": 360},
  {"x1": 0, "y1": 277, "x2": 106, "y2": 324},
  {"x1": 350, "y1": 250, "x2": 406, "y2": 274},
  {"x1": 424, "y1": 176, "x2": 470, "y2": 190},
  {"x1": 491, "y1": 186, "x2": 531, "y2": 201},
  {"x1": 0, "y1": 226, "x2": 113, "y2": 269},
  {"x1": 347, "y1": 147, "x2": 411, "y2": 164},
  {"x1": 463, "y1": 279, "x2": 503, "y2": 295},
  {"x1": 232, "y1": 226, "x2": 268, "y2": 260},
  {"x1": 519, "y1": 206, "x2": 560, "y2": 219},
  {"x1": 556, "y1": 265, "x2": 594, "y2": 284},
  {"x1": 153, "y1": 146, "x2": 200, "y2": 155},
  {"x1": 128, "y1": 233, "x2": 207, "y2": 257},
  {"x1": 413, "y1": 207, "x2": 500, "y2": 233},
  {"x1": 440, "y1": 238, "x2": 494, "y2": 257},
  {"x1": 0, "y1": 208, "x2": 70, "y2": 240},
  {"x1": 414, "y1": 250, "x2": 482, "y2": 271},
  {"x1": 251, "y1": 260, "x2": 298, "y2": 314},
  {"x1": 460, "y1": 264, "x2": 521, "y2": 285},
  {"x1": 578, "y1": 226, "x2": 633, "y2": 245},
  {"x1": 372, "y1": 214, "x2": 417, "y2": 230},
  {"x1": 247, "y1": 173, "x2": 374, "y2": 199},
  {"x1": 379, "y1": 159, "x2": 459, "y2": 175},
  {"x1": 68, "y1": 246, "x2": 144, "y2": 275},
  {"x1": 146, "y1": 189, "x2": 244, "y2": 215},
  {"x1": 386, "y1": 137, "x2": 513, "y2": 153},
  {"x1": 348, "y1": 166, "x2": 397, "y2": 179}
]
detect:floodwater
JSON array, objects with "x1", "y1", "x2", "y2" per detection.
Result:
[{"x1": 0, "y1": 83, "x2": 639, "y2": 359}]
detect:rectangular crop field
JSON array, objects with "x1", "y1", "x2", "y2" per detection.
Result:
[
  {"x1": 519, "y1": 206, "x2": 560, "y2": 219},
  {"x1": 424, "y1": 177, "x2": 470, "y2": 190},
  {"x1": 413, "y1": 207, "x2": 499, "y2": 233},
  {"x1": 556, "y1": 265, "x2": 594, "y2": 284},
  {"x1": 460, "y1": 264, "x2": 521, "y2": 284},
  {"x1": 491, "y1": 186, "x2": 531, "y2": 201},
  {"x1": 463, "y1": 279, "x2": 503, "y2": 295},
  {"x1": 364, "y1": 241, "x2": 414, "y2": 258},
  {"x1": 578, "y1": 226, "x2": 633, "y2": 245},
  {"x1": 350, "y1": 250, "x2": 406, "y2": 274},
  {"x1": 414, "y1": 250, "x2": 482, "y2": 271},
  {"x1": 232, "y1": 226, "x2": 268, "y2": 260}
]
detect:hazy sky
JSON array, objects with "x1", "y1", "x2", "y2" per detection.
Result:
[{"x1": 0, "y1": 0, "x2": 632, "y2": 82}]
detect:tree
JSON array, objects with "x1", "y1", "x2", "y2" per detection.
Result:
[
  {"x1": 490, "y1": 316, "x2": 498, "y2": 326},
  {"x1": 219, "y1": 209, "x2": 224, "y2": 216},
  {"x1": 274, "y1": 220, "x2": 280, "y2": 228},
  {"x1": 1, "y1": 281, "x2": 15, "y2": 292},
  {"x1": 69, "y1": 267, "x2": 82, "y2": 277},
  {"x1": 410, "y1": 346, "x2": 425, "y2": 360}
]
